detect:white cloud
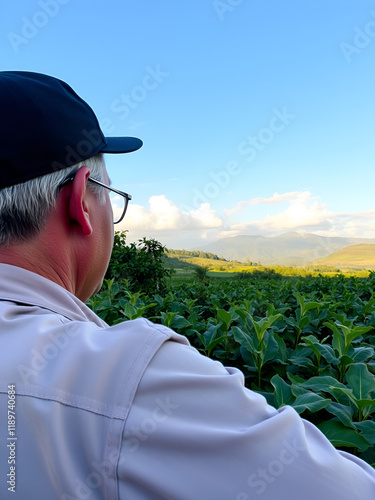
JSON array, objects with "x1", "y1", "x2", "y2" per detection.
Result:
[
  {"x1": 116, "y1": 195, "x2": 222, "y2": 233},
  {"x1": 332, "y1": 210, "x2": 375, "y2": 238},
  {"x1": 222, "y1": 191, "x2": 330, "y2": 235},
  {"x1": 224, "y1": 191, "x2": 312, "y2": 217},
  {"x1": 260, "y1": 193, "x2": 330, "y2": 231},
  {"x1": 223, "y1": 192, "x2": 375, "y2": 239},
  {"x1": 112, "y1": 191, "x2": 375, "y2": 248}
]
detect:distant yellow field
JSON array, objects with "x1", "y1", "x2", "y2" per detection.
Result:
[
  {"x1": 314, "y1": 244, "x2": 375, "y2": 269},
  {"x1": 166, "y1": 254, "x2": 371, "y2": 278}
]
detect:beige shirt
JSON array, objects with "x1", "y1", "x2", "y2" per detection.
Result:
[{"x1": 0, "y1": 263, "x2": 374, "y2": 499}]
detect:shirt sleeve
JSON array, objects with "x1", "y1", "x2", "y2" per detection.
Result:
[{"x1": 118, "y1": 339, "x2": 375, "y2": 500}]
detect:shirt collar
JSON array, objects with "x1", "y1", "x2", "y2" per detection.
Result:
[{"x1": 0, "y1": 263, "x2": 106, "y2": 327}]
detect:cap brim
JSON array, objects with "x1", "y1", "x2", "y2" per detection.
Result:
[{"x1": 102, "y1": 136, "x2": 143, "y2": 154}]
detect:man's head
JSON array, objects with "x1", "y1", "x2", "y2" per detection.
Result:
[
  {"x1": 0, "y1": 153, "x2": 106, "y2": 247},
  {"x1": 0, "y1": 71, "x2": 142, "y2": 300},
  {"x1": 0, "y1": 71, "x2": 142, "y2": 188}
]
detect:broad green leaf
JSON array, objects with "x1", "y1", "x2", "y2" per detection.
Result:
[
  {"x1": 346, "y1": 325, "x2": 373, "y2": 345},
  {"x1": 325, "y1": 402, "x2": 355, "y2": 428},
  {"x1": 125, "y1": 290, "x2": 144, "y2": 307},
  {"x1": 346, "y1": 363, "x2": 375, "y2": 400},
  {"x1": 233, "y1": 326, "x2": 257, "y2": 354},
  {"x1": 160, "y1": 311, "x2": 179, "y2": 328},
  {"x1": 121, "y1": 303, "x2": 137, "y2": 319},
  {"x1": 294, "y1": 291, "x2": 304, "y2": 312},
  {"x1": 339, "y1": 354, "x2": 354, "y2": 370},
  {"x1": 324, "y1": 321, "x2": 345, "y2": 356},
  {"x1": 217, "y1": 309, "x2": 232, "y2": 330},
  {"x1": 262, "y1": 331, "x2": 282, "y2": 364},
  {"x1": 234, "y1": 307, "x2": 252, "y2": 323},
  {"x1": 203, "y1": 323, "x2": 223, "y2": 345},
  {"x1": 361, "y1": 297, "x2": 375, "y2": 315},
  {"x1": 110, "y1": 281, "x2": 120, "y2": 296},
  {"x1": 292, "y1": 392, "x2": 331, "y2": 414},
  {"x1": 286, "y1": 373, "x2": 306, "y2": 385},
  {"x1": 273, "y1": 332, "x2": 287, "y2": 363},
  {"x1": 353, "y1": 421, "x2": 375, "y2": 445},
  {"x1": 302, "y1": 301, "x2": 321, "y2": 315},
  {"x1": 289, "y1": 348, "x2": 315, "y2": 369},
  {"x1": 300, "y1": 376, "x2": 346, "y2": 394},
  {"x1": 318, "y1": 420, "x2": 371, "y2": 452},
  {"x1": 249, "y1": 313, "x2": 282, "y2": 344},
  {"x1": 205, "y1": 335, "x2": 227, "y2": 357},
  {"x1": 170, "y1": 301, "x2": 183, "y2": 313},
  {"x1": 291, "y1": 384, "x2": 310, "y2": 398},
  {"x1": 352, "y1": 346, "x2": 375, "y2": 363},
  {"x1": 356, "y1": 399, "x2": 375, "y2": 413},
  {"x1": 315, "y1": 344, "x2": 339, "y2": 365},
  {"x1": 294, "y1": 292, "x2": 320, "y2": 316},
  {"x1": 271, "y1": 375, "x2": 294, "y2": 408},
  {"x1": 329, "y1": 312, "x2": 347, "y2": 324},
  {"x1": 284, "y1": 317, "x2": 298, "y2": 329},
  {"x1": 301, "y1": 334, "x2": 320, "y2": 345},
  {"x1": 301, "y1": 335, "x2": 321, "y2": 359},
  {"x1": 97, "y1": 297, "x2": 111, "y2": 309},
  {"x1": 301, "y1": 336, "x2": 339, "y2": 364},
  {"x1": 239, "y1": 346, "x2": 254, "y2": 366},
  {"x1": 330, "y1": 386, "x2": 358, "y2": 408},
  {"x1": 169, "y1": 314, "x2": 191, "y2": 330},
  {"x1": 298, "y1": 315, "x2": 310, "y2": 330}
]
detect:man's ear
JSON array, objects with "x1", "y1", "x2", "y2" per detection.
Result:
[{"x1": 67, "y1": 166, "x2": 93, "y2": 236}]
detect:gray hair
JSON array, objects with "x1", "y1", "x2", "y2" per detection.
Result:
[{"x1": 0, "y1": 153, "x2": 106, "y2": 246}]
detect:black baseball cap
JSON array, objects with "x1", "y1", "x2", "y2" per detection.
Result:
[{"x1": 0, "y1": 71, "x2": 143, "y2": 189}]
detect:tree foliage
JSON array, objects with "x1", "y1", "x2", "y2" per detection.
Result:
[
  {"x1": 105, "y1": 231, "x2": 173, "y2": 294},
  {"x1": 193, "y1": 265, "x2": 210, "y2": 283},
  {"x1": 167, "y1": 248, "x2": 224, "y2": 260}
]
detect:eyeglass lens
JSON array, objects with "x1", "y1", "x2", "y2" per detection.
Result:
[{"x1": 109, "y1": 193, "x2": 126, "y2": 224}]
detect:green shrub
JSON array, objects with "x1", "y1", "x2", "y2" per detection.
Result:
[
  {"x1": 193, "y1": 265, "x2": 209, "y2": 283},
  {"x1": 105, "y1": 231, "x2": 173, "y2": 294},
  {"x1": 235, "y1": 268, "x2": 283, "y2": 280}
]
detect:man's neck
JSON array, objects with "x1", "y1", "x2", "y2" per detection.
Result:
[{"x1": 0, "y1": 238, "x2": 73, "y2": 296}]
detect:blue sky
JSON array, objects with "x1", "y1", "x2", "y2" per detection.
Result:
[{"x1": 2, "y1": 0, "x2": 375, "y2": 248}]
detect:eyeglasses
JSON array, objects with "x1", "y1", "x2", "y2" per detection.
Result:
[
  {"x1": 59, "y1": 173, "x2": 132, "y2": 224},
  {"x1": 88, "y1": 177, "x2": 132, "y2": 224}
]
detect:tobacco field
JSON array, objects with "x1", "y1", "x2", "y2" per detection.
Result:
[{"x1": 89, "y1": 271, "x2": 375, "y2": 467}]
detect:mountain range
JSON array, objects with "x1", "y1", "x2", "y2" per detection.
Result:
[{"x1": 196, "y1": 232, "x2": 375, "y2": 266}]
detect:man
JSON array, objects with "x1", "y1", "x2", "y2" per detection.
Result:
[{"x1": 0, "y1": 71, "x2": 374, "y2": 500}]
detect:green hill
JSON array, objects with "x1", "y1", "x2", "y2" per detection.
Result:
[
  {"x1": 196, "y1": 232, "x2": 375, "y2": 265},
  {"x1": 163, "y1": 251, "x2": 246, "y2": 272},
  {"x1": 313, "y1": 244, "x2": 375, "y2": 269}
]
